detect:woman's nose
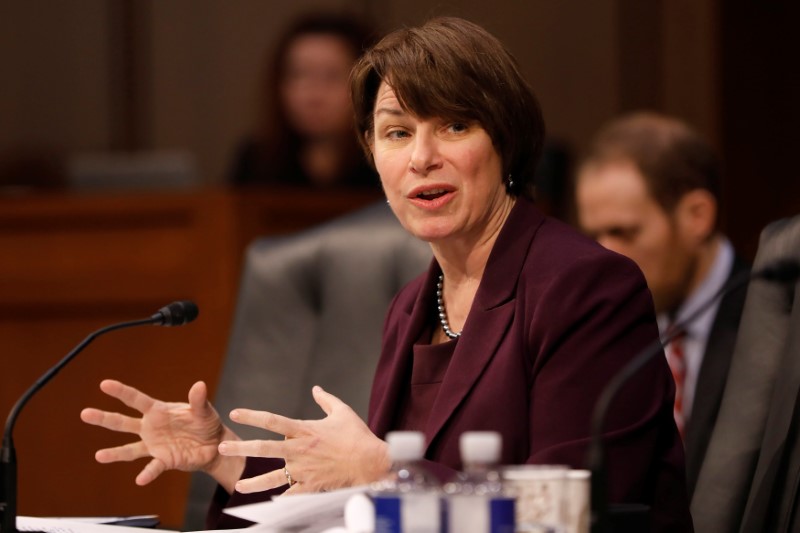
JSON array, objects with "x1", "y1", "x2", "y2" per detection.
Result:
[{"x1": 409, "y1": 134, "x2": 443, "y2": 175}]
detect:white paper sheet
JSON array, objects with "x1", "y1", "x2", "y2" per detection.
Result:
[
  {"x1": 221, "y1": 485, "x2": 367, "y2": 531},
  {"x1": 17, "y1": 516, "x2": 170, "y2": 533}
]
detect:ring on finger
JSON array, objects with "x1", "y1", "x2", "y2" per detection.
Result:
[{"x1": 284, "y1": 466, "x2": 297, "y2": 486}]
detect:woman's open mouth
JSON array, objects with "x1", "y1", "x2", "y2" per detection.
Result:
[
  {"x1": 416, "y1": 188, "x2": 448, "y2": 200},
  {"x1": 408, "y1": 186, "x2": 455, "y2": 209}
]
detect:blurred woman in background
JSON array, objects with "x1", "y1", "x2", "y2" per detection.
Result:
[{"x1": 230, "y1": 12, "x2": 378, "y2": 189}]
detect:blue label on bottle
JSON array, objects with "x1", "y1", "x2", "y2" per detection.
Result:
[
  {"x1": 374, "y1": 495, "x2": 402, "y2": 533},
  {"x1": 374, "y1": 493, "x2": 443, "y2": 533},
  {"x1": 490, "y1": 497, "x2": 515, "y2": 533}
]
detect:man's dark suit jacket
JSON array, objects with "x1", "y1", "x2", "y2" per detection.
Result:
[
  {"x1": 369, "y1": 197, "x2": 693, "y2": 532},
  {"x1": 684, "y1": 256, "x2": 749, "y2": 500}
]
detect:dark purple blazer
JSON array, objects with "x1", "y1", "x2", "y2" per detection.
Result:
[
  {"x1": 368, "y1": 197, "x2": 693, "y2": 532},
  {"x1": 208, "y1": 197, "x2": 692, "y2": 531}
]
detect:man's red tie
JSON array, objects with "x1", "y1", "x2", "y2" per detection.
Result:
[{"x1": 667, "y1": 330, "x2": 687, "y2": 439}]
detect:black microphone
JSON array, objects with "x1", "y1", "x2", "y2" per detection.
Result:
[
  {"x1": 152, "y1": 300, "x2": 200, "y2": 326},
  {"x1": 1, "y1": 300, "x2": 199, "y2": 533},
  {"x1": 587, "y1": 260, "x2": 800, "y2": 533}
]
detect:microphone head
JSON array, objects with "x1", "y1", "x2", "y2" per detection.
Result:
[
  {"x1": 757, "y1": 259, "x2": 800, "y2": 283},
  {"x1": 153, "y1": 300, "x2": 199, "y2": 326}
]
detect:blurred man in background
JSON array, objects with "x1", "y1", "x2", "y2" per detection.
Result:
[{"x1": 574, "y1": 111, "x2": 749, "y2": 499}]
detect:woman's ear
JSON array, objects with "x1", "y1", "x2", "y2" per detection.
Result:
[
  {"x1": 674, "y1": 189, "x2": 718, "y2": 243},
  {"x1": 364, "y1": 131, "x2": 377, "y2": 169},
  {"x1": 365, "y1": 130, "x2": 374, "y2": 152}
]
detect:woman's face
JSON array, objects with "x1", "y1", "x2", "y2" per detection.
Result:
[
  {"x1": 280, "y1": 34, "x2": 355, "y2": 139},
  {"x1": 370, "y1": 82, "x2": 511, "y2": 245}
]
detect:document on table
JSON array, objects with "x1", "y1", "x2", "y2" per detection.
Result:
[
  {"x1": 17, "y1": 516, "x2": 166, "y2": 533},
  {"x1": 221, "y1": 485, "x2": 367, "y2": 531}
]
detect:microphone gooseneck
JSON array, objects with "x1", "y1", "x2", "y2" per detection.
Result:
[
  {"x1": 587, "y1": 259, "x2": 800, "y2": 533},
  {"x1": 1, "y1": 301, "x2": 198, "y2": 533}
]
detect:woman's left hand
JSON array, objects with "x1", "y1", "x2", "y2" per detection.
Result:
[{"x1": 218, "y1": 385, "x2": 390, "y2": 494}]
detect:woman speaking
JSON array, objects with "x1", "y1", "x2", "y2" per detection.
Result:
[{"x1": 82, "y1": 17, "x2": 692, "y2": 532}]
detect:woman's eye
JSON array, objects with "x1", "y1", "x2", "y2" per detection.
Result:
[
  {"x1": 447, "y1": 122, "x2": 469, "y2": 133},
  {"x1": 386, "y1": 129, "x2": 410, "y2": 140}
]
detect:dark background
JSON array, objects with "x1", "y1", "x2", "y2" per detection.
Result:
[{"x1": 3, "y1": 1, "x2": 797, "y2": 255}]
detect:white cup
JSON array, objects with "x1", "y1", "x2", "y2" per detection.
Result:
[
  {"x1": 564, "y1": 470, "x2": 590, "y2": 533},
  {"x1": 502, "y1": 465, "x2": 568, "y2": 532}
]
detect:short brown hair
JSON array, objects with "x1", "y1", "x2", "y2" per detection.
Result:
[
  {"x1": 350, "y1": 17, "x2": 545, "y2": 198},
  {"x1": 581, "y1": 112, "x2": 721, "y2": 213}
]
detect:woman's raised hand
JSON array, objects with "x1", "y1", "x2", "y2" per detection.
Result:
[
  {"x1": 219, "y1": 385, "x2": 390, "y2": 495},
  {"x1": 81, "y1": 379, "x2": 244, "y2": 491}
]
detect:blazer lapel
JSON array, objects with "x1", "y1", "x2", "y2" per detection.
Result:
[
  {"x1": 424, "y1": 300, "x2": 516, "y2": 444},
  {"x1": 684, "y1": 257, "x2": 749, "y2": 495},
  {"x1": 424, "y1": 198, "x2": 545, "y2": 446},
  {"x1": 369, "y1": 263, "x2": 438, "y2": 438}
]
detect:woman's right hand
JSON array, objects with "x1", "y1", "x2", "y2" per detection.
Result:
[{"x1": 81, "y1": 379, "x2": 244, "y2": 491}]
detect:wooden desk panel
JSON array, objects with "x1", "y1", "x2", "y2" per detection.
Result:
[{"x1": 0, "y1": 187, "x2": 381, "y2": 527}]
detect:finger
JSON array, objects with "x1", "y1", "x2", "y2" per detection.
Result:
[
  {"x1": 312, "y1": 385, "x2": 345, "y2": 416},
  {"x1": 100, "y1": 379, "x2": 155, "y2": 413},
  {"x1": 235, "y1": 469, "x2": 288, "y2": 494},
  {"x1": 80, "y1": 408, "x2": 141, "y2": 434},
  {"x1": 229, "y1": 408, "x2": 303, "y2": 437},
  {"x1": 136, "y1": 458, "x2": 166, "y2": 486},
  {"x1": 95, "y1": 441, "x2": 149, "y2": 463},
  {"x1": 187, "y1": 381, "x2": 212, "y2": 416},
  {"x1": 218, "y1": 439, "x2": 287, "y2": 459}
]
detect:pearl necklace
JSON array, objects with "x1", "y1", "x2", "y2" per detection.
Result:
[{"x1": 436, "y1": 274, "x2": 462, "y2": 339}]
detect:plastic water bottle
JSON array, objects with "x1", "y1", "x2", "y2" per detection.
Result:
[
  {"x1": 373, "y1": 431, "x2": 442, "y2": 533},
  {"x1": 444, "y1": 432, "x2": 515, "y2": 533}
]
